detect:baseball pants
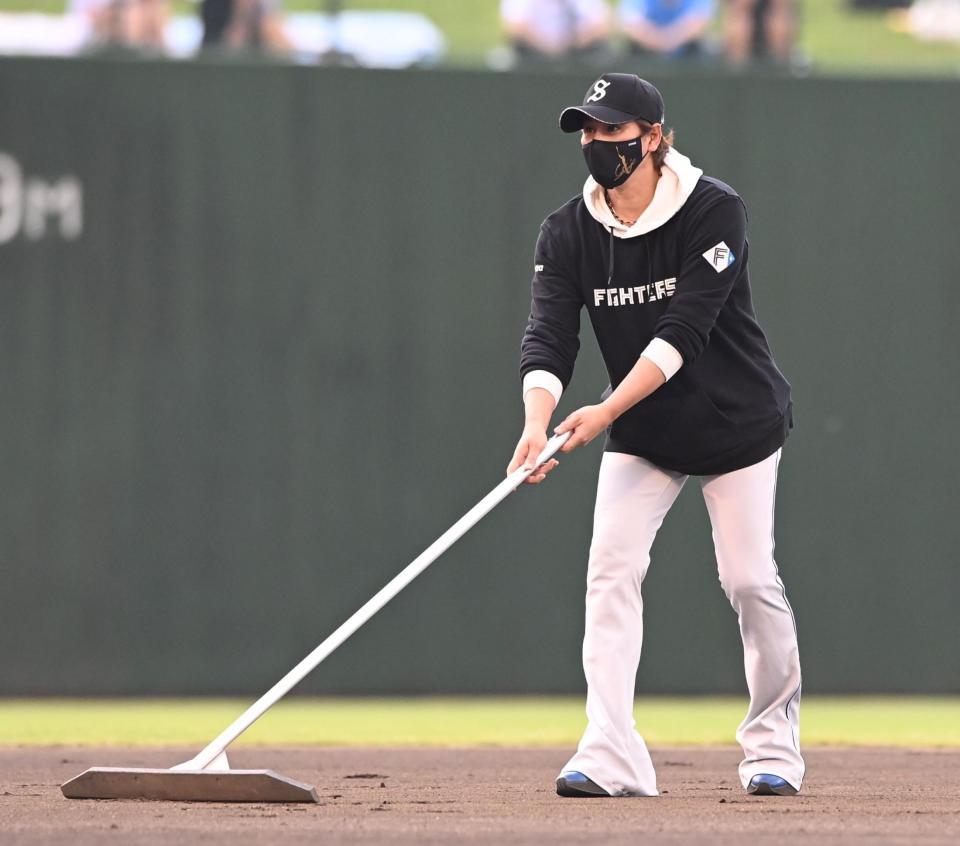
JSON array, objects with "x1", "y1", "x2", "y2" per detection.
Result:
[{"x1": 560, "y1": 447, "x2": 804, "y2": 796}]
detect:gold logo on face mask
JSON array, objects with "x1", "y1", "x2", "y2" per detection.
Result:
[{"x1": 614, "y1": 148, "x2": 638, "y2": 180}]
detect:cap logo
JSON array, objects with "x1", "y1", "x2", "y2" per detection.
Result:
[{"x1": 586, "y1": 79, "x2": 611, "y2": 103}]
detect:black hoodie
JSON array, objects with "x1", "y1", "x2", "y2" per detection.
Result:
[{"x1": 520, "y1": 148, "x2": 792, "y2": 476}]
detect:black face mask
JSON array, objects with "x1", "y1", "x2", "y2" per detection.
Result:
[{"x1": 581, "y1": 136, "x2": 646, "y2": 189}]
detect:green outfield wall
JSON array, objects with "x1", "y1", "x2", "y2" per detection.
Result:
[{"x1": 0, "y1": 59, "x2": 957, "y2": 696}]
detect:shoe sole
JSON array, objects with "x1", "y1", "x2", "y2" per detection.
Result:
[
  {"x1": 747, "y1": 781, "x2": 798, "y2": 796},
  {"x1": 556, "y1": 777, "x2": 610, "y2": 798}
]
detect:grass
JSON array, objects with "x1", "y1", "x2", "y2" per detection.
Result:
[
  {"x1": 3, "y1": 696, "x2": 959, "y2": 748},
  {"x1": 1, "y1": 0, "x2": 959, "y2": 74},
  {"x1": 799, "y1": 0, "x2": 960, "y2": 74}
]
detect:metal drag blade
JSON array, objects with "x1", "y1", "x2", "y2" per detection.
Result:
[{"x1": 60, "y1": 767, "x2": 319, "y2": 802}]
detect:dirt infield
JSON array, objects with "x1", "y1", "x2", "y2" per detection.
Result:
[{"x1": 2, "y1": 746, "x2": 958, "y2": 845}]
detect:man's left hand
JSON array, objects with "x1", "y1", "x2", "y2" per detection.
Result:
[{"x1": 554, "y1": 403, "x2": 615, "y2": 453}]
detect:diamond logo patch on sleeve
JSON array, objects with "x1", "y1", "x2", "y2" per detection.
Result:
[{"x1": 702, "y1": 241, "x2": 735, "y2": 272}]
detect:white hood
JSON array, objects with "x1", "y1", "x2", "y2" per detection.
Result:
[{"x1": 583, "y1": 147, "x2": 703, "y2": 238}]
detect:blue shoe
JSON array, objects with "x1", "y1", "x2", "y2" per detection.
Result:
[
  {"x1": 747, "y1": 773, "x2": 798, "y2": 796},
  {"x1": 556, "y1": 771, "x2": 610, "y2": 797}
]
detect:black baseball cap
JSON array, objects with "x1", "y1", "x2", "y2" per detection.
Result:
[{"x1": 559, "y1": 73, "x2": 665, "y2": 133}]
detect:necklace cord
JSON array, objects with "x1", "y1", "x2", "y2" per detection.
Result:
[{"x1": 604, "y1": 190, "x2": 635, "y2": 227}]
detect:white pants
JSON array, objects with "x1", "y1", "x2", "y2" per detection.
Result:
[{"x1": 560, "y1": 448, "x2": 804, "y2": 796}]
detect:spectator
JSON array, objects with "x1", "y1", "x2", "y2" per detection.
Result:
[
  {"x1": 725, "y1": 0, "x2": 797, "y2": 66},
  {"x1": 619, "y1": 0, "x2": 715, "y2": 58},
  {"x1": 71, "y1": 0, "x2": 170, "y2": 52},
  {"x1": 500, "y1": 0, "x2": 612, "y2": 64},
  {"x1": 201, "y1": 0, "x2": 293, "y2": 53}
]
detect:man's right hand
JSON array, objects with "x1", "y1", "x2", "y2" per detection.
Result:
[{"x1": 507, "y1": 425, "x2": 559, "y2": 485}]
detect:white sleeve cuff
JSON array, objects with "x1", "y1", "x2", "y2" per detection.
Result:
[
  {"x1": 522, "y1": 370, "x2": 563, "y2": 407},
  {"x1": 640, "y1": 337, "x2": 684, "y2": 381}
]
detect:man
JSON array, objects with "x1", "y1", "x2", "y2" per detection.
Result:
[
  {"x1": 725, "y1": 0, "x2": 797, "y2": 66},
  {"x1": 619, "y1": 0, "x2": 715, "y2": 59},
  {"x1": 500, "y1": 0, "x2": 611, "y2": 64},
  {"x1": 507, "y1": 73, "x2": 804, "y2": 798}
]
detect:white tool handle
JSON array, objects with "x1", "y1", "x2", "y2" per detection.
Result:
[{"x1": 174, "y1": 431, "x2": 571, "y2": 771}]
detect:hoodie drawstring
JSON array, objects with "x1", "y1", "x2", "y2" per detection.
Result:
[{"x1": 607, "y1": 228, "x2": 615, "y2": 285}]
